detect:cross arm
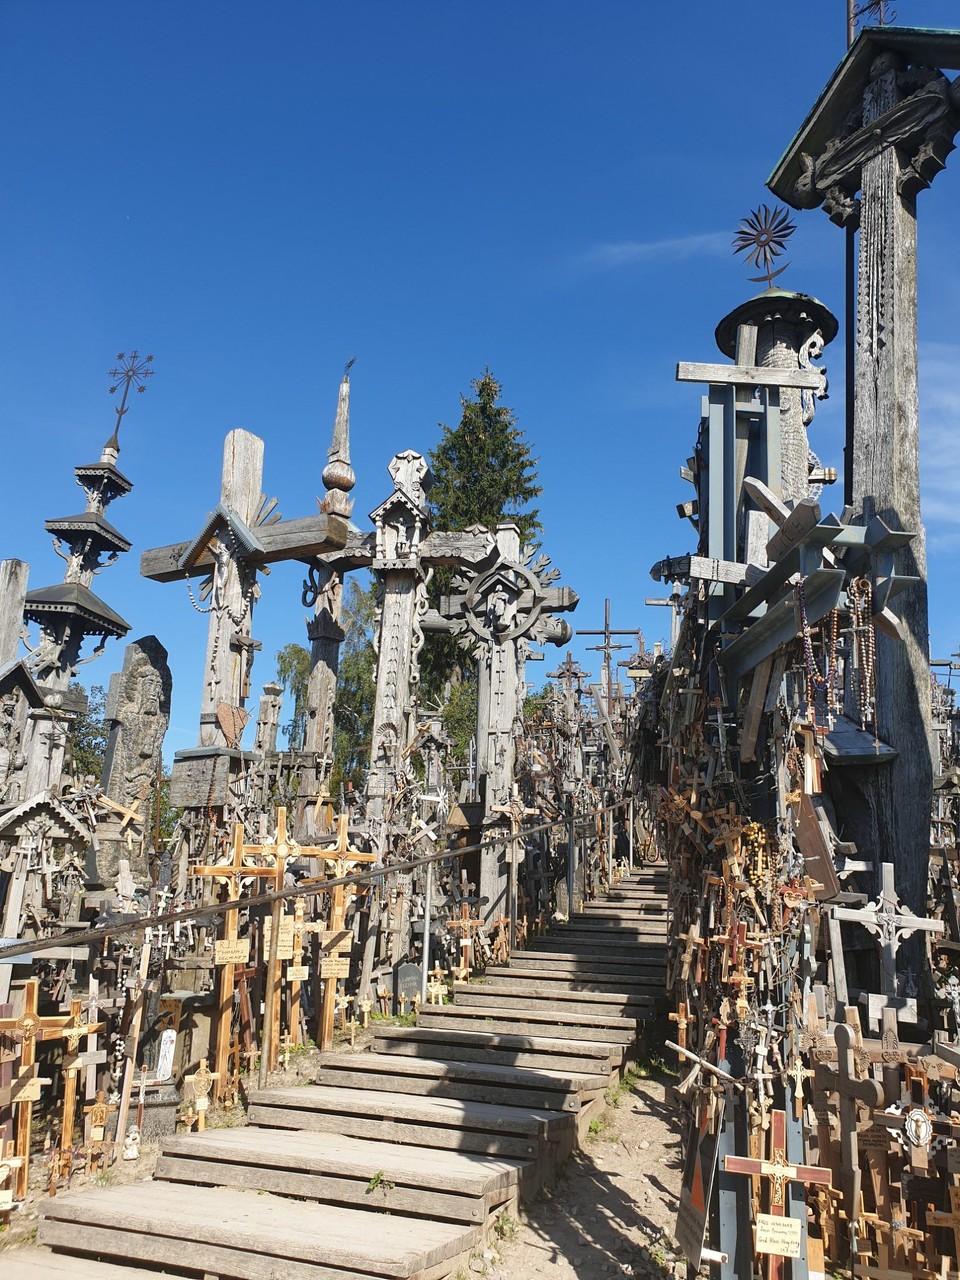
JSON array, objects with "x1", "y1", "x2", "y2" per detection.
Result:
[
  {"x1": 141, "y1": 513, "x2": 350, "y2": 582},
  {"x1": 676, "y1": 362, "x2": 824, "y2": 390}
]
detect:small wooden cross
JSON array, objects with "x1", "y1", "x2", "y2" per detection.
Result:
[
  {"x1": 345, "y1": 1015, "x2": 358, "y2": 1048},
  {"x1": 184, "y1": 1058, "x2": 220, "y2": 1132},
  {"x1": 82, "y1": 1090, "x2": 118, "y2": 1173},
  {"x1": 358, "y1": 996, "x2": 373, "y2": 1029},
  {"x1": 446, "y1": 901, "x2": 484, "y2": 979}
]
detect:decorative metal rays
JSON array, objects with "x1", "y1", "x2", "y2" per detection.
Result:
[
  {"x1": 732, "y1": 204, "x2": 796, "y2": 288},
  {"x1": 107, "y1": 350, "x2": 154, "y2": 440}
]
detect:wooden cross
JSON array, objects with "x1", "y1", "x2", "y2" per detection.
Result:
[
  {"x1": 0, "y1": 979, "x2": 79, "y2": 1197},
  {"x1": 446, "y1": 900, "x2": 484, "y2": 979},
  {"x1": 0, "y1": 1138, "x2": 23, "y2": 1216},
  {"x1": 334, "y1": 991, "x2": 353, "y2": 1031},
  {"x1": 358, "y1": 996, "x2": 373, "y2": 1029},
  {"x1": 724, "y1": 1107, "x2": 831, "y2": 1280},
  {"x1": 82, "y1": 1090, "x2": 118, "y2": 1173},
  {"x1": 930, "y1": 1185, "x2": 960, "y2": 1263},
  {"x1": 140, "y1": 428, "x2": 349, "y2": 748},
  {"x1": 490, "y1": 784, "x2": 538, "y2": 957},
  {"x1": 184, "y1": 1058, "x2": 220, "y2": 1132},
  {"x1": 299, "y1": 813, "x2": 376, "y2": 1050},
  {"x1": 815, "y1": 1019, "x2": 883, "y2": 1225},
  {"x1": 57, "y1": 997, "x2": 105, "y2": 1184}
]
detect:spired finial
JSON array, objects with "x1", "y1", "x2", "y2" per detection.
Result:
[
  {"x1": 732, "y1": 205, "x2": 796, "y2": 289},
  {"x1": 104, "y1": 350, "x2": 154, "y2": 460},
  {"x1": 320, "y1": 359, "x2": 356, "y2": 516}
]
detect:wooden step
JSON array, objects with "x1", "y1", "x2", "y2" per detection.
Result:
[
  {"x1": 40, "y1": 1182, "x2": 479, "y2": 1280},
  {"x1": 372, "y1": 1025, "x2": 618, "y2": 1073},
  {"x1": 488, "y1": 965, "x2": 661, "y2": 992},
  {"x1": 452, "y1": 985, "x2": 651, "y2": 1018},
  {"x1": 313, "y1": 1051, "x2": 603, "y2": 1110},
  {"x1": 542, "y1": 932, "x2": 670, "y2": 953},
  {"x1": 416, "y1": 1006, "x2": 636, "y2": 1044},
  {"x1": 504, "y1": 951, "x2": 666, "y2": 973},
  {"x1": 156, "y1": 1126, "x2": 523, "y2": 1225},
  {"x1": 562, "y1": 918, "x2": 668, "y2": 934},
  {"x1": 468, "y1": 976, "x2": 652, "y2": 1004},
  {"x1": 3, "y1": 1252, "x2": 193, "y2": 1280},
  {"x1": 247, "y1": 1084, "x2": 571, "y2": 1159}
]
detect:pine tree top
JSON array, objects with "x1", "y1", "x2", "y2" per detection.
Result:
[{"x1": 428, "y1": 368, "x2": 542, "y2": 548}]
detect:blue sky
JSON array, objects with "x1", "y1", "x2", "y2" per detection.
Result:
[{"x1": 3, "y1": 2, "x2": 960, "y2": 753}]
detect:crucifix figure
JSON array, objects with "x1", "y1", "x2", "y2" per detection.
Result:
[
  {"x1": 299, "y1": 812, "x2": 377, "y2": 1050},
  {"x1": 141, "y1": 424, "x2": 349, "y2": 817},
  {"x1": 576, "y1": 598, "x2": 638, "y2": 716},
  {"x1": 769, "y1": 25, "x2": 960, "y2": 922}
]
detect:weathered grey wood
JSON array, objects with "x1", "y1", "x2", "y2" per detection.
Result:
[
  {"x1": 500, "y1": 953, "x2": 666, "y2": 974},
  {"x1": 248, "y1": 1084, "x2": 571, "y2": 1136},
  {"x1": 0, "y1": 559, "x2": 29, "y2": 664},
  {"x1": 313, "y1": 1067, "x2": 583, "y2": 1112},
  {"x1": 139, "y1": 514, "x2": 350, "y2": 581},
  {"x1": 415, "y1": 1008, "x2": 635, "y2": 1045},
  {"x1": 452, "y1": 987, "x2": 650, "y2": 1017},
  {"x1": 373, "y1": 1023, "x2": 615, "y2": 1062},
  {"x1": 156, "y1": 1154, "x2": 487, "y2": 1223},
  {"x1": 374, "y1": 1037, "x2": 612, "y2": 1076},
  {"x1": 316, "y1": 1050, "x2": 606, "y2": 1092},
  {"x1": 159, "y1": 1126, "x2": 523, "y2": 1196},
  {"x1": 485, "y1": 965, "x2": 662, "y2": 992},
  {"x1": 41, "y1": 1182, "x2": 479, "y2": 1278},
  {"x1": 3, "y1": 1251, "x2": 192, "y2": 1280},
  {"x1": 676, "y1": 361, "x2": 823, "y2": 389}
]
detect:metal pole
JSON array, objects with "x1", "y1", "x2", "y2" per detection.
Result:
[
  {"x1": 420, "y1": 856, "x2": 434, "y2": 1006},
  {"x1": 628, "y1": 798, "x2": 634, "y2": 872}
]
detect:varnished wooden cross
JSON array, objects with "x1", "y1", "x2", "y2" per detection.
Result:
[
  {"x1": 82, "y1": 1090, "x2": 118, "y2": 1173},
  {"x1": 184, "y1": 1058, "x2": 220, "y2": 1132},
  {"x1": 0, "y1": 980, "x2": 80, "y2": 1197},
  {"x1": 446, "y1": 900, "x2": 484, "y2": 979},
  {"x1": 299, "y1": 813, "x2": 377, "y2": 1049}
]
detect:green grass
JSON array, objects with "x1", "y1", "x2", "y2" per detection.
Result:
[{"x1": 366, "y1": 1170, "x2": 395, "y2": 1194}]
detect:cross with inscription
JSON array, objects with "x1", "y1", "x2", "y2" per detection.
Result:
[
  {"x1": 299, "y1": 813, "x2": 377, "y2": 1050},
  {"x1": 0, "y1": 979, "x2": 78, "y2": 1197},
  {"x1": 724, "y1": 1107, "x2": 831, "y2": 1280}
]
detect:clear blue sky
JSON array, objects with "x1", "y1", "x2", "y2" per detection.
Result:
[{"x1": 3, "y1": 2, "x2": 960, "y2": 753}]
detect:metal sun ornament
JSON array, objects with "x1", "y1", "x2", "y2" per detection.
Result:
[
  {"x1": 107, "y1": 350, "x2": 154, "y2": 438},
  {"x1": 732, "y1": 204, "x2": 797, "y2": 288}
]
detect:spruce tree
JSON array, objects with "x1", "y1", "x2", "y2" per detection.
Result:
[{"x1": 428, "y1": 369, "x2": 541, "y2": 547}]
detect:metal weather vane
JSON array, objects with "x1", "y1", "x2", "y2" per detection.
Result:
[
  {"x1": 732, "y1": 204, "x2": 796, "y2": 288},
  {"x1": 107, "y1": 350, "x2": 154, "y2": 439}
]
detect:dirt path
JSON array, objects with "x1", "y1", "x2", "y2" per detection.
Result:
[{"x1": 480, "y1": 1067, "x2": 685, "y2": 1280}]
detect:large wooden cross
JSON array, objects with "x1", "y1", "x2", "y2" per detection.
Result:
[
  {"x1": 490, "y1": 783, "x2": 539, "y2": 958},
  {"x1": 724, "y1": 1107, "x2": 831, "y2": 1280},
  {"x1": 815, "y1": 1018, "x2": 884, "y2": 1226},
  {"x1": 300, "y1": 813, "x2": 376, "y2": 1050},
  {"x1": 0, "y1": 979, "x2": 79, "y2": 1197},
  {"x1": 141, "y1": 429, "x2": 349, "y2": 750}
]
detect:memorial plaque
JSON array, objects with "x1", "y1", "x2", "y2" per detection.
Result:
[
  {"x1": 0, "y1": 1187, "x2": 13, "y2": 1211},
  {"x1": 262, "y1": 917, "x2": 296, "y2": 961},
  {"x1": 320, "y1": 957, "x2": 350, "y2": 979},
  {"x1": 215, "y1": 938, "x2": 250, "y2": 965},
  {"x1": 91, "y1": 1125, "x2": 106, "y2": 1142},
  {"x1": 396, "y1": 962, "x2": 422, "y2": 1002},
  {"x1": 754, "y1": 1213, "x2": 802, "y2": 1258},
  {"x1": 155, "y1": 1028, "x2": 177, "y2": 1082},
  {"x1": 322, "y1": 929, "x2": 352, "y2": 954},
  {"x1": 287, "y1": 965, "x2": 310, "y2": 981}
]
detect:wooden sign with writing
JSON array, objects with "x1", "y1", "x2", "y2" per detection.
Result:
[
  {"x1": 755, "y1": 1213, "x2": 803, "y2": 1258},
  {"x1": 287, "y1": 965, "x2": 310, "y2": 982},
  {"x1": 262, "y1": 917, "x2": 296, "y2": 961},
  {"x1": 215, "y1": 938, "x2": 251, "y2": 966},
  {"x1": 0, "y1": 1186, "x2": 12, "y2": 1211},
  {"x1": 322, "y1": 929, "x2": 352, "y2": 955},
  {"x1": 320, "y1": 957, "x2": 351, "y2": 979}
]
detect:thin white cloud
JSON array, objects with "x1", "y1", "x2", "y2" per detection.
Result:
[{"x1": 581, "y1": 231, "x2": 730, "y2": 269}]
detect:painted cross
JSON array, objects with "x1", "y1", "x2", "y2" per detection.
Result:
[
  {"x1": 445, "y1": 901, "x2": 484, "y2": 980},
  {"x1": 724, "y1": 1108, "x2": 830, "y2": 1279},
  {"x1": 184, "y1": 1059, "x2": 220, "y2": 1132}
]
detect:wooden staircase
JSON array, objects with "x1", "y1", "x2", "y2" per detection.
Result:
[{"x1": 8, "y1": 869, "x2": 668, "y2": 1280}]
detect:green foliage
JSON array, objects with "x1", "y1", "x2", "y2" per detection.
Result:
[
  {"x1": 441, "y1": 675, "x2": 478, "y2": 766},
  {"x1": 366, "y1": 1169, "x2": 395, "y2": 1194},
  {"x1": 150, "y1": 768, "x2": 183, "y2": 846},
  {"x1": 428, "y1": 369, "x2": 541, "y2": 545},
  {"x1": 422, "y1": 369, "x2": 542, "y2": 701},
  {"x1": 331, "y1": 576, "x2": 378, "y2": 795},
  {"x1": 67, "y1": 683, "x2": 109, "y2": 780},
  {"x1": 275, "y1": 642, "x2": 311, "y2": 750}
]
